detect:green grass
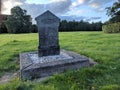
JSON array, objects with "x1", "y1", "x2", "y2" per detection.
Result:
[
  {"x1": 0, "y1": 33, "x2": 38, "y2": 75},
  {"x1": 0, "y1": 32, "x2": 120, "y2": 90}
]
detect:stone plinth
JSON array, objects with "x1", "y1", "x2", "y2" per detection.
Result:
[
  {"x1": 35, "y1": 10, "x2": 60, "y2": 57},
  {"x1": 20, "y1": 50, "x2": 90, "y2": 80}
]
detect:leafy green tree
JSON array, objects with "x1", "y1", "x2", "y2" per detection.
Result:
[
  {"x1": 5, "y1": 6, "x2": 32, "y2": 33},
  {"x1": 106, "y1": 0, "x2": 120, "y2": 23}
]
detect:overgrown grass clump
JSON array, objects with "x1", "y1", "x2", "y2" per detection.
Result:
[
  {"x1": 0, "y1": 32, "x2": 120, "y2": 90},
  {"x1": 101, "y1": 85, "x2": 120, "y2": 90}
]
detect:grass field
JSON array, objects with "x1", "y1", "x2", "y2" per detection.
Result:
[{"x1": 0, "y1": 32, "x2": 120, "y2": 90}]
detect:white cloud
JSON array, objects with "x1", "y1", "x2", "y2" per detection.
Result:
[
  {"x1": 2, "y1": 0, "x2": 25, "y2": 14},
  {"x1": 71, "y1": 0, "x2": 85, "y2": 8},
  {"x1": 51, "y1": 0, "x2": 68, "y2": 2}
]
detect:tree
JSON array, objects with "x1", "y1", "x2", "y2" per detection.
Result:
[
  {"x1": 5, "y1": 6, "x2": 32, "y2": 33},
  {"x1": 0, "y1": 23, "x2": 7, "y2": 33},
  {"x1": 106, "y1": 0, "x2": 120, "y2": 23},
  {"x1": 31, "y1": 24, "x2": 38, "y2": 33}
]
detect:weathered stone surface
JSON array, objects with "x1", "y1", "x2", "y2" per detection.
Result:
[
  {"x1": 35, "y1": 10, "x2": 60, "y2": 57},
  {"x1": 20, "y1": 50, "x2": 90, "y2": 80}
]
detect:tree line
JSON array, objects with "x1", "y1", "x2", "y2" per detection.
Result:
[{"x1": 59, "y1": 20, "x2": 102, "y2": 32}]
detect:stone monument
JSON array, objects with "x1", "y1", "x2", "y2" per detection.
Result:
[
  {"x1": 35, "y1": 10, "x2": 60, "y2": 57},
  {"x1": 20, "y1": 10, "x2": 91, "y2": 80}
]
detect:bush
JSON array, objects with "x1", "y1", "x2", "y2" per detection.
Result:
[{"x1": 102, "y1": 22, "x2": 120, "y2": 33}]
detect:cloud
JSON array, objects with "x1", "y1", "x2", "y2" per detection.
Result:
[
  {"x1": 69, "y1": 0, "x2": 113, "y2": 13},
  {"x1": 60, "y1": 15, "x2": 101, "y2": 22},
  {"x1": 52, "y1": 0, "x2": 68, "y2": 2},
  {"x1": 21, "y1": 0, "x2": 72, "y2": 20},
  {"x1": 60, "y1": 15, "x2": 86, "y2": 21},
  {"x1": 0, "y1": 0, "x2": 113, "y2": 23},
  {"x1": 88, "y1": 0, "x2": 114, "y2": 11},
  {"x1": 1, "y1": 0, "x2": 72, "y2": 22},
  {"x1": 70, "y1": 0, "x2": 85, "y2": 9},
  {"x1": 89, "y1": 0, "x2": 112, "y2": 5},
  {"x1": 2, "y1": 0, "x2": 26, "y2": 14},
  {"x1": 84, "y1": 17, "x2": 101, "y2": 22},
  {"x1": 90, "y1": 3, "x2": 100, "y2": 9}
]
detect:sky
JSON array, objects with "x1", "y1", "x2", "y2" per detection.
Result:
[{"x1": 1, "y1": 0, "x2": 117, "y2": 23}]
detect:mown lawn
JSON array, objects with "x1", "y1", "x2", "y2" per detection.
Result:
[{"x1": 0, "y1": 32, "x2": 120, "y2": 90}]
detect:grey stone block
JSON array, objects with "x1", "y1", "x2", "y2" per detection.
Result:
[
  {"x1": 20, "y1": 50, "x2": 90, "y2": 80},
  {"x1": 35, "y1": 10, "x2": 60, "y2": 57}
]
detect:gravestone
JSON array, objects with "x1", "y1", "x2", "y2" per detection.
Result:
[{"x1": 35, "y1": 10, "x2": 60, "y2": 57}]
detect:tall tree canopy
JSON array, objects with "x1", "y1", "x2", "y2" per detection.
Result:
[
  {"x1": 106, "y1": 0, "x2": 120, "y2": 23},
  {"x1": 5, "y1": 6, "x2": 32, "y2": 33}
]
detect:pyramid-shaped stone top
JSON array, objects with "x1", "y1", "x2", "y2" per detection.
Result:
[{"x1": 35, "y1": 10, "x2": 60, "y2": 25}]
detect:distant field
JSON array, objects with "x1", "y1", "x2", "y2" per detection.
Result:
[{"x1": 0, "y1": 32, "x2": 120, "y2": 90}]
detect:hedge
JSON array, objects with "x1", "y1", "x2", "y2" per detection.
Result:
[{"x1": 102, "y1": 22, "x2": 120, "y2": 33}]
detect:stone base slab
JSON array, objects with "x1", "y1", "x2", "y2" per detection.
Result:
[{"x1": 20, "y1": 49, "x2": 90, "y2": 80}]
